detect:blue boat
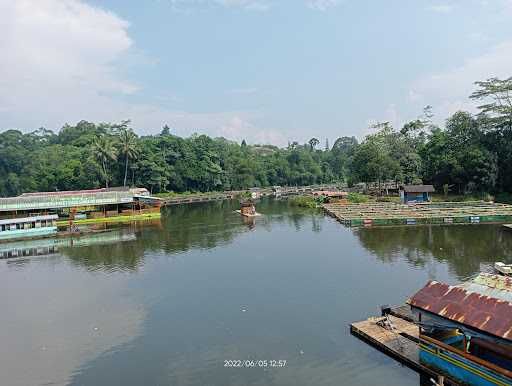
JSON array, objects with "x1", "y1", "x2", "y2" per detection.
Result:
[
  {"x1": 0, "y1": 215, "x2": 58, "y2": 241},
  {"x1": 409, "y1": 273, "x2": 512, "y2": 386}
]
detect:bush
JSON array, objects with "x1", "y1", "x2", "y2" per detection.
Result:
[
  {"x1": 289, "y1": 195, "x2": 318, "y2": 208},
  {"x1": 347, "y1": 192, "x2": 369, "y2": 203}
]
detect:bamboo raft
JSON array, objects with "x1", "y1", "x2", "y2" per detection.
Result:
[
  {"x1": 351, "y1": 314, "x2": 460, "y2": 385},
  {"x1": 324, "y1": 201, "x2": 512, "y2": 227}
]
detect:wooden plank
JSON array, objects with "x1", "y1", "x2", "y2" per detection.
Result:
[{"x1": 350, "y1": 315, "x2": 461, "y2": 385}]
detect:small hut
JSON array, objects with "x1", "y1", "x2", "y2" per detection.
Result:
[
  {"x1": 400, "y1": 185, "x2": 435, "y2": 204},
  {"x1": 240, "y1": 201, "x2": 256, "y2": 216}
]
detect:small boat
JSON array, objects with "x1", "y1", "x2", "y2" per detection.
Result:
[
  {"x1": 494, "y1": 261, "x2": 512, "y2": 276},
  {"x1": 234, "y1": 210, "x2": 261, "y2": 218},
  {"x1": 236, "y1": 201, "x2": 261, "y2": 218}
]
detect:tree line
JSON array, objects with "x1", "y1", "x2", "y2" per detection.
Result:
[{"x1": 0, "y1": 76, "x2": 511, "y2": 197}]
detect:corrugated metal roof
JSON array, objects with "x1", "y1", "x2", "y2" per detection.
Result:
[
  {"x1": 408, "y1": 273, "x2": 512, "y2": 341},
  {"x1": 402, "y1": 185, "x2": 435, "y2": 193}
]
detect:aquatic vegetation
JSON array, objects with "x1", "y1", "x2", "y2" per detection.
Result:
[{"x1": 288, "y1": 195, "x2": 319, "y2": 208}]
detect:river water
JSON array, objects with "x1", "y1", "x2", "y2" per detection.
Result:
[{"x1": 1, "y1": 198, "x2": 512, "y2": 386}]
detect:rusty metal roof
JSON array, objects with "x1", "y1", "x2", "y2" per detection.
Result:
[{"x1": 408, "y1": 273, "x2": 512, "y2": 341}]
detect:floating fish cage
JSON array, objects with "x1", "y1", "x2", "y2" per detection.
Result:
[{"x1": 323, "y1": 201, "x2": 512, "y2": 227}]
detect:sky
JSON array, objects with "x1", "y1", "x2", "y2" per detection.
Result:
[{"x1": 1, "y1": 0, "x2": 512, "y2": 146}]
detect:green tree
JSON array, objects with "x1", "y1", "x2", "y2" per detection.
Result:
[
  {"x1": 91, "y1": 135, "x2": 117, "y2": 188},
  {"x1": 118, "y1": 129, "x2": 139, "y2": 187},
  {"x1": 470, "y1": 77, "x2": 512, "y2": 128},
  {"x1": 308, "y1": 137, "x2": 319, "y2": 150}
]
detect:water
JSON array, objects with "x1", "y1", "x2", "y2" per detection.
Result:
[{"x1": 1, "y1": 198, "x2": 512, "y2": 386}]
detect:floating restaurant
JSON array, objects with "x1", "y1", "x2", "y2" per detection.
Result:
[
  {"x1": 351, "y1": 273, "x2": 512, "y2": 386},
  {"x1": 0, "y1": 187, "x2": 161, "y2": 241}
]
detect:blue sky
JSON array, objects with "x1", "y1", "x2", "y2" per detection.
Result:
[{"x1": 1, "y1": 0, "x2": 512, "y2": 145}]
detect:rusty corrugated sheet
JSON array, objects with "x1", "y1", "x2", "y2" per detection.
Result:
[{"x1": 408, "y1": 274, "x2": 512, "y2": 341}]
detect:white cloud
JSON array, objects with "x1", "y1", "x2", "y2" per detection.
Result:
[
  {"x1": 408, "y1": 40, "x2": 512, "y2": 122},
  {"x1": 306, "y1": 0, "x2": 339, "y2": 11},
  {"x1": 0, "y1": 0, "x2": 137, "y2": 125},
  {"x1": 219, "y1": 116, "x2": 288, "y2": 145},
  {"x1": 427, "y1": 4, "x2": 454, "y2": 13},
  {"x1": 168, "y1": 0, "x2": 343, "y2": 12},
  {"x1": 0, "y1": 0, "x2": 284, "y2": 145},
  {"x1": 364, "y1": 103, "x2": 404, "y2": 137},
  {"x1": 168, "y1": 0, "x2": 271, "y2": 12}
]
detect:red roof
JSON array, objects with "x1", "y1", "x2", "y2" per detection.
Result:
[{"x1": 408, "y1": 275, "x2": 512, "y2": 341}]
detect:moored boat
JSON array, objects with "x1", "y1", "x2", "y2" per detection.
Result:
[
  {"x1": 351, "y1": 273, "x2": 512, "y2": 386},
  {"x1": 0, "y1": 215, "x2": 58, "y2": 241},
  {"x1": 408, "y1": 273, "x2": 512, "y2": 386}
]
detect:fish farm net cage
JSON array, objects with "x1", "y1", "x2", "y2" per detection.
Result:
[{"x1": 323, "y1": 201, "x2": 512, "y2": 227}]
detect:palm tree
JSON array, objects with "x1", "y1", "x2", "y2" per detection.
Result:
[
  {"x1": 308, "y1": 137, "x2": 319, "y2": 151},
  {"x1": 92, "y1": 135, "x2": 117, "y2": 188},
  {"x1": 118, "y1": 129, "x2": 139, "y2": 187}
]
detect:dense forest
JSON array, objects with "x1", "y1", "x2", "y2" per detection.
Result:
[{"x1": 0, "y1": 77, "x2": 511, "y2": 197}]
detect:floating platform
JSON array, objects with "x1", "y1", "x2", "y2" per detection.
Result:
[
  {"x1": 324, "y1": 201, "x2": 512, "y2": 227},
  {"x1": 234, "y1": 210, "x2": 261, "y2": 218},
  {"x1": 350, "y1": 314, "x2": 460, "y2": 385}
]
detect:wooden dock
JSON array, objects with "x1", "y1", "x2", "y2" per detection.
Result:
[
  {"x1": 350, "y1": 314, "x2": 460, "y2": 385},
  {"x1": 162, "y1": 193, "x2": 236, "y2": 205},
  {"x1": 160, "y1": 185, "x2": 342, "y2": 206}
]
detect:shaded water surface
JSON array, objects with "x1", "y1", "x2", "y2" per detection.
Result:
[{"x1": 1, "y1": 198, "x2": 512, "y2": 386}]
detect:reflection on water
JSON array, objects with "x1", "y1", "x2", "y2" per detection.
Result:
[
  {"x1": 2, "y1": 198, "x2": 512, "y2": 386},
  {"x1": 0, "y1": 229, "x2": 137, "y2": 260},
  {"x1": 355, "y1": 224, "x2": 512, "y2": 280}
]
